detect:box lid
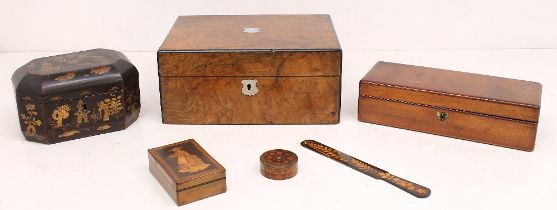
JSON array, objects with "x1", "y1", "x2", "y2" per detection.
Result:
[
  {"x1": 158, "y1": 15, "x2": 342, "y2": 77},
  {"x1": 159, "y1": 14, "x2": 340, "y2": 51},
  {"x1": 148, "y1": 139, "x2": 226, "y2": 191},
  {"x1": 12, "y1": 49, "x2": 138, "y2": 104},
  {"x1": 359, "y1": 62, "x2": 542, "y2": 123}
]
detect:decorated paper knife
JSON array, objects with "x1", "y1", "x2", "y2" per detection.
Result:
[{"x1": 301, "y1": 140, "x2": 431, "y2": 198}]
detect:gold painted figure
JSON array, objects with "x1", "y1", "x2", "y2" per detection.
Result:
[
  {"x1": 97, "y1": 96, "x2": 123, "y2": 121},
  {"x1": 20, "y1": 104, "x2": 42, "y2": 136},
  {"x1": 52, "y1": 105, "x2": 70, "y2": 128},
  {"x1": 169, "y1": 147, "x2": 211, "y2": 173},
  {"x1": 98, "y1": 100, "x2": 110, "y2": 121},
  {"x1": 75, "y1": 100, "x2": 89, "y2": 124},
  {"x1": 54, "y1": 71, "x2": 76, "y2": 82}
]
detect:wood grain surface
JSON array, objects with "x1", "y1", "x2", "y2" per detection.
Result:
[
  {"x1": 358, "y1": 92, "x2": 538, "y2": 151},
  {"x1": 158, "y1": 15, "x2": 342, "y2": 125},
  {"x1": 159, "y1": 15, "x2": 340, "y2": 51},
  {"x1": 301, "y1": 140, "x2": 431, "y2": 198},
  {"x1": 160, "y1": 76, "x2": 340, "y2": 124},
  {"x1": 148, "y1": 139, "x2": 227, "y2": 206},
  {"x1": 158, "y1": 51, "x2": 341, "y2": 77},
  {"x1": 359, "y1": 62, "x2": 541, "y2": 151},
  {"x1": 260, "y1": 149, "x2": 298, "y2": 180},
  {"x1": 360, "y1": 61, "x2": 542, "y2": 122},
  {"x1": 362, "y1": 62, "x2": 542, "y2": 106},
  {"x1": 360, "y1": 83, "x2": 539, "y2": 123}
]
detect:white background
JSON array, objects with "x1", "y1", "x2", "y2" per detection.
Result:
[
  {"x1": 1, "y1": 1, "x2": 556, "y2": 210},
  {"x1": 2, "y1": 0, "x2": 557, "y2": 52}
]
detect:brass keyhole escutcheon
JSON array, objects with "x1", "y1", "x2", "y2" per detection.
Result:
[
  {"x1": 241, "y1": 79, "x2": 258, "y2": 96},
  {"x1": 436, "y1": 111, "x2": 448, "y2": 121}
]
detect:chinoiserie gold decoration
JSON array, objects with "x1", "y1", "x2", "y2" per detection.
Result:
[
  {"x1": 169, "y1": 147, "x2": 211, "y2": 173},
  {"x1": 75, "y1": 100, "x2": 89, "y2": 124},
  {"x1": 90, "y1": 66, "x2": 111, "y2": 75},
  {"x1": 97, "y1": 95, "x2": 123, "y2": 121},
  {"x1": 97, "y1": 125, "x2": 111, "y2": 131},
  {"x1": 20, "y1": 104, "x2": 42, "y2": 137},
  {"x1": 52, "y1": 104, "x2": 71, "y2": 128},
  {"x1": 80, "y1": 90, "x2": 92, "y2": 96},
  {"x1": 59, "y1": 130, "x2": 80, "y2": 138},
  {"x1": 89, "y1": 112, "x2": 101, "y2": 121},
  {"x1": 126, "y1": 88, "x2": 141, "y2": 115},
  {"x1": 50, "y1": 96, "x2": 63, "y2": 101},
  {"x1": 13, "y1": 49, "x2": 141, "y2": 144},
  {"x1": 54, "y1": 71, "x2": 76, "y2": 82}
]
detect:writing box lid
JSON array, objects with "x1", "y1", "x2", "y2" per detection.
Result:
[
  {"x1": 359, "y1": 61, "x2": 542, "y2": 123},
  {"x1": 148, "y1": 139, "x2": 226, "y2": 191},
  {"x1": 158, "y1": 14, "x2": 340, "y2": 52},
  {"x1": 12, "y1": 49, "x2": 138, "y2": 103}
]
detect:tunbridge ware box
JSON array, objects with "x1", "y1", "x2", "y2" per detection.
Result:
[
  {"x1": 148, "y1": 139, "x2": 227, "y2": 206},
  {"x1": 157, "y1": 15, "x2": 342, "y2": 124},
  {"x1": 358, "y1": 62, "x2": 542, "y2": 151},
  {"x1": 12, "y1": 49, "x2": 141, "y2": 144}
]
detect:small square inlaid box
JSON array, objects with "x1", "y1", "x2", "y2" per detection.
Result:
[{"x1": 148, "y1": 139, "x2": 227, "y2": 205}]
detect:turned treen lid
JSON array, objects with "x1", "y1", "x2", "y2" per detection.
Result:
[{"x1": 260, "y1": 149, "x2": 298, "y2": 180}]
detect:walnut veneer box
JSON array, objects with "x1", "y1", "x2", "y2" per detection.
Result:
[
  {"x1": 148, "y1": 139, "x2": 226, "y2": 206},
  {"x1": 358, "y1": 62, "x2": 542, "y2": 151},
  {"x1": 157, "y1": 15, "x2": 342, "y2": 124}
]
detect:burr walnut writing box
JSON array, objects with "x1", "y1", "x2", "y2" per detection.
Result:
[
  {"x1": 157, "y1": 15, "x2": 342, "y2": 124},
  {"x1": 11, "y1": 49, "x2": 141, "y2": 144},
  {"x1": 148, "y1": 139, "x2": 226, "y2": 206},
  {"x1": 358, "y1": 62, "x2": 542, "y2": 151}
]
